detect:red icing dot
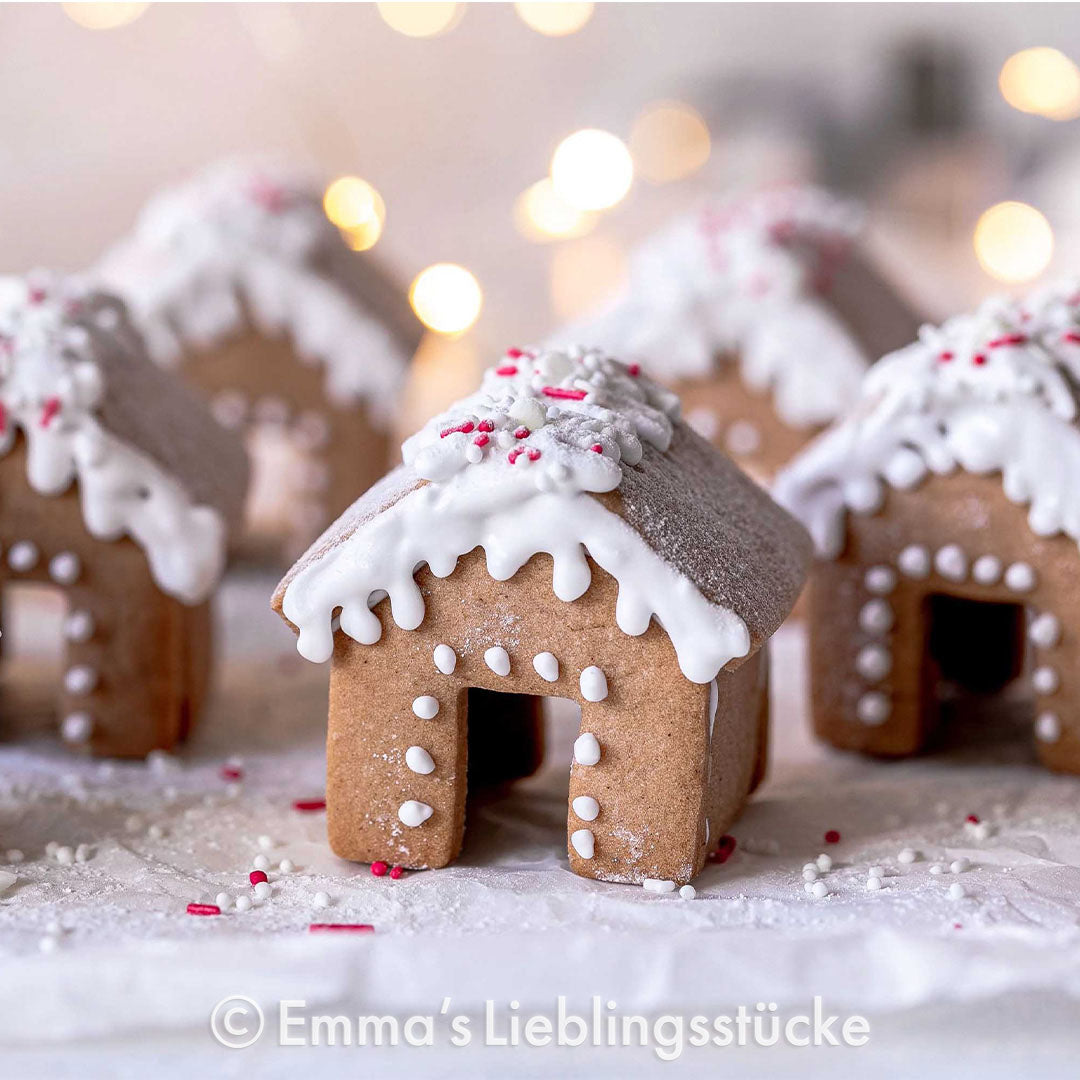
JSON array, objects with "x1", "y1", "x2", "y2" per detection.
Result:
[
  {"x1": 590, "y1": 444, "x2": 603, "y2": 454},
  {"x1": 27, "y1": 286, "x2": 46, "y2": 305},
  {"x1": 527, "y1": 448, "x2": 541, "y2": 461},
  {"x1": 389, "y1": 865, "x2": 403, "y2": 880},
  {"x1": 477, "y1": 419, "x2": 495, "y2": 432},
  {"x1": 473, "y1": 433, "x2": 489, "y2": 447},
  {"x1": 1063, "y1": 332, "x2": 1080, "y2": 345},
  {"x1": 370, "y1": 861, "x2": 388, "y2": 878},
  {"x1": 824, "y1": 829, "x2": 841, "y2": 844},
  {"x1": 39, "y1": 397, "x2": 61, "y2": 428},
  {"x1": 965, "y1": 814, "x2": 980, "y2": 824},
  {"x1": 938, "y1": 351, "x2": 954, "y2": 362},
  {"x1": 972, "y1": 353, "x2": 987, "y2": 366},
  {"x1": 513, "y1": 426, "x2": 530, "y2": 439},
  {"x1": 249, "y1": 870, "x2": 268, "y2": 886},
  {"x1": 495, "y1": 365, "x2": 518, "y2": 377},
  {"x1": 505, "y1": 347, "x2": 524, "y2": 359},
  {"x1": 221, "y1": 765, "x2": 243, "y2": 781},
  {"x1": 627, "y1": 363, "x2": 640, "y2": 377}
]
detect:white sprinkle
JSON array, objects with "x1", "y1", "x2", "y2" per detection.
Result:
[
  {"x1": 970, "y1": 821, "x2": 992, "y2": 841},
  {"x1": 235, "y1": 895, "x2": 253, "y2": 913},
  {"x1": 643, "y1": 879, "x2": 677, "y2": 894},
  {"x1": 278, "y1": 859, "x2": 295, "y2": 873},
  {"x1": 46, "y1": 841, "x2": 60, "y2": 858},
  {"x1": 897, "y1": 544, "x2": 930, "y2": 579},
  {"x1": 1035, "y1": 711, "x2": 1061, "y2": 743},
  {"x1": 55, "y1": 846, "x2": 74, "y2": 866},
  {"x1": 810, "y1": 881, "x2": 829, "y2": 899},
  {"x1": 572, "y1": 796, "x2": 599, "y2": 821},
  {"x1": 929, "y1": 864, "x2": 945, "y2": 875},
  {"x1": 433, "y1": 644, "x2": 457, "y2": 675},
  {"x1": 1004, "y1": 562, "x2": 1037, "y2": 592},
  {"x1": 725, "y1": 419, "x2": 761, "y2": 456},
  {"x1": 8, "y1": 541, "x2": 39, "y2": 572},
  {"x1": 866, "y1": 876, "x2": 882, "y2": 891},
  {"x1": 484, "y1": 647, "x2": 510, "y2": 676},
  {"x1": 6, "y1": 849, "x2": 24, "y2": 864},
  {"x1": 948, "y1": 883, "x2": 966, "y2": 900},
  {"x1": 573, "y1": 733, "x2": 601, "y2": 766},
  {"x1": 124, "y1": 815, "x2": 142, "y2": 834},
  {"x1": 252, "y1": 854, "x2": 270, "y2": 871},
  {"x1": 856, "y1": 692, "x2": 891, "y2": 726},
  {"x1": 1028, "y1": 613, "x2": 1061, "y2": 649},
  {"x1": 215, "y1": 892, "x2": 232, "y2": 910},
  {"x1": 398, "y1": 800, "x2": 434, "y2": 827},
  {"x1": 579, "y1": 666, "x2": 608, "y2": 702},
  {"x1": 950, "y1": 858, "x2": 970, "y2": 874},
  {"x1": 39, "y1": 935, "x2": 59, "y2": 954},
  {"x1": 864, "y1": 566, "x2": 897, "y2": 595},
  {"x1": 868, "y1": 866, "x2": 884, "y2": 877},
  {"x1": 147, "y1": 824, "x2": 165, "y2": 841},
  {"x1": 312, "y1": 891, "x2": 330, "y2": 909},
  {"x1": 802, "y1": 862, "x2": 818, "y2": 873},
  {"x1": 803, "y1": 881, "x2": 815, "y2": 894},
  {"x1": 48, "y1": 551, "x2": 81, "y2": 585},
  {"x1": 60, "y1": 712, "x2": 93, "y2": 744},
  {"x1": 253, "y1": 881, "x2": 272, "y2": 900},
  {"x1": 1033, "y1": 666, "x2": 1060, "y2": 695},
  {"x1": 411, "y1": 696, "x2": 439, "y2": 719},
  {"x1": 934, "y1": 544, "x2": 968, "y2": 581},
  {"x1": 405, "y1": 746, "x2": 436, "y2": 774},
  {"x1": 972, "y1": 554, "x2": 1003, "y2": 585},
  {"x1": 570, "y1": 829, "x2": 595, "y2": 859},
  {"x1": 802, "y1": 868, "x2": 819, "y2": 882},
  {"x1": 898, "y1": 848, "x2": 918, "y2": 864},
  {"x1": 533, "y1": 652, "x2": 559, "y2": 682},
  {"x1": 679, "y1": 884, "x2": 697, "y2": 900},
  {"x1": 816, "y1": 853, "x2": 832, "y2": 872}
]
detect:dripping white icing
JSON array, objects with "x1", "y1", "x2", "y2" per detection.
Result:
[{"x1": 281, "y1": 345, "x2": 751, "y2": 684}]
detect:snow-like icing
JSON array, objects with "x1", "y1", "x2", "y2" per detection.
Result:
[
  {"x1": 775, "y1": 281, "x2": 1080, "y2": 559},
  {"x1": 0, "y1": 275, "x2": 228, "y2": 603},
  {"x1": 96, "y1": 159, "x2": 408, "y2": 417},
  {"x1": 556, "y1": 187, "x2": 867, "y2": 429},
  {"x1": 281, "y1": 345, "x2": 752, "y2": 683}
]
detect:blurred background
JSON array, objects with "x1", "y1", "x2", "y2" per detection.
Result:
[{"x1": 2, "y1": 1, "x2": 1080, "y2": 391}]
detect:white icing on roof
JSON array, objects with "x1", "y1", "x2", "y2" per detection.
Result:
[
  {"x1": 0, "y1": 274, "x2": 232, "y2": 604},
  {"x1": 280, "y1": 345, "x2": 755, "y2": 684},
  {"x1": 96, "y1": 159, "x2": 409, "y2": 416},
  {"x1": 556, "y1": 187, "x2": 868, "y2": 429},
  {"x1": 774, "y1": 281, "x2": 1080, "y2": 558}
]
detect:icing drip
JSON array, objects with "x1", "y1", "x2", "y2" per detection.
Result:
[
  {"x1": 776, "y1": 283, "x2": 1080, "y2": 559},
  {"x1": 557, "y1": 187, "x2": 867, "y2": 429},
  {"x1": 0, "y1": 275, "x2": 229, "y2": 604},
  {"x1": 281, "y1": 346, "x2": 751, "y2": 684}
]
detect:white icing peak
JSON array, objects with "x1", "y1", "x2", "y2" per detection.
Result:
[
  {"x1": 0, "y1": 273, "x2": 229, "y2": 603},
  {"x1": 775, "y1": 281, "x2": 1080, "y2": 558},
  {"x1": 96, "y1": 159, "x2": 408, "y2": 416},
  {"x1": 558, "y1": 186, "x2": 867, "y2": 429},
  {"x1": 282, "y1": 345, "x2": 752, "y2": 684}
]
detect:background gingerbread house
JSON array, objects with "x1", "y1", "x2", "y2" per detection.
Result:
[
  {"x1": 775, "y1": 282, "x2": 1080, "y2": 773},
  {"x1": 0, "y1": 273, "x2": 247, "y2": 757},
  {"x1": 274, "y1": 345, "x2": 809, "y2": 886},
  {"x1": 97, "y1": 159, "x2": 421, "y2": 561},
  {"x1": 556, "y1": 187, "x2": 923, "y2": 483}
]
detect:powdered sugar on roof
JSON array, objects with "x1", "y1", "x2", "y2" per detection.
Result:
[
  {"x1": 281, "y1": 345, "x2": 753, "y2": 683},
  {"x1": 775, "y1": 281, "x2": 1080, "y2": 558}
]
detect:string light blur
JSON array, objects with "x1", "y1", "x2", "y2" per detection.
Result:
[
  {"x1": 514, "y1": 179, "x2": 596, "y2": 243},
  {"x1": 999, "y1": 47, "x2": 1080, "y2": 121},
  {"x1": 973, "y1": 201, "x2": 1054, "y2": 284},
  {"x1": 324, "y1": 177, "x2": 386, "y2": 251},
  {"x1": 377, "y1": 3, "x2": 464, "y2": 38},
  {"x1": 62, "y1": 2, "x2": 148, "y2": 30},
  {"x1": 550, "y1": 236, "x2": 627, "y2": 320},
  {"x1": 514, "y1": 3, "x2": 594, "y2": 36},
  {"x1": 410, "y1": 264, "x2": 483, "y2": 335},
  {"x1": 551, "y1": 130, "x2": 634, "y2": 212},
  {"x1": 629, "y1": 102, "x2": 711, "y2": 184}
]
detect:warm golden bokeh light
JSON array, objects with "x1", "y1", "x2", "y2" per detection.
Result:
[
  {"x1": 410, "y1": 264, "x2": 483, "y2": 335},
  {"x1": 377, "y1": 2, "x2": 464, "y2": 38},
  {"x1": 973, "y1": 201, "x2": 1054, "y2": 284},
  {"x1": 551, "y1": 129, "x2": 634, "y2": 212},
  {"x1": 514, "y1": 2, "x2": 594, "y2": 36},
  {"x1": 514, "y1": 178, "x2": 597, "y2": 243},
  {"x1": 629, "y1": 101, "x2": 712, "y2": 184},
  {"x1": 324, "y1": 177, "x2": 386, "y2": 251},
  {"x1": 550, "y1": 236, "x2": 627, "y2": 320},
  {"x1": 61, "y1": 2, "x2": 148, "y2": 30},
  {"x1": 999, "y1": 47, "x2": 1080, "y2": 121}
]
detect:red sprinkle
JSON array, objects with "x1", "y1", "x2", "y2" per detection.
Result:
[
  {"x1": 0, "y1": 403, "x2": 6, "y2": 436},
  {"x1": 477, "y1": 419, "x2": 495, "y2": 432},
  {"x1": 507, "y1": 447, "x2": 524, "y2": 465},
  {"x1": 590, "y1": 444, "x2": 603, "y2": 454},
  {"x1": 709, "y1": 834, "x2": 737, "y2": 864},
  {"x1": 954, "y1": 923, "x2": 963, "y2": 930},
  {"x1": 440, "y1": 420, "x2": 475, "y2": 439},
  {"x1": 293, "y1": 799, "x2": 326, "y2": 813},
  {"x1": 249, "y1": 870, "x2": 268, "y2": 886},
  {"x1": 473, "y1": 433, "x2": 489, "y2": 447},
  {"x1": 972, "y1": 353, "x2": 987, "y2": 366},
  {"x1": 513, "y1": 426, "x2": 530, "y2": 439},
  {"x1": 221, "y1": 765, "x2": 243, "y2": 781},
  {"x1": 40, "y1": 397, "x2": 61, "y2": 428},
  {"x1": 938, "y1": 351, "x2": 954, "y2": 362},
  {"x1": 542, "y1": 386, "x2": 587, "y2": 401},
  {"x1": 505, "y1": 347, "x2": 524, "y2": 359},
  {"x1": 389, "y1": 865, "x2": 403, "y2": 880},
  {"x1": 1063, "y1": 332, "x2": 1080, "y2": 345},
  {"x1": 824, "y1": 829, "x2": 841, "y2": 844},
  {"x1": 965, "y1": 814, "x2": 980, "y2": 824},
  {"x1": 187, "y1": 903, "x2": 221, "y2": 916},
  {"x1": 27, "y1": 286, "x2": 47, "y2": 305},
  {"x1": 309, "y1": 923, "x2": 374, "y2": 934},
  {"x1": 527, "y1": 448, "x2": 541, "y2": 461},
  {"x1": 495, "y1": 365, "x2": 518, "y2": 377},
  {"x1": 627, "y1": 363, "x2": 640, "y2": 377},
  {"x1": 250, "y1": 178, "x2": 286, "y2": 213},
  {"x1": 370, "y1": 861, "x2": 388, "y2": 878},
  {"x1": 988, "y1": 333, "x2": 1027, "y2": 348}
]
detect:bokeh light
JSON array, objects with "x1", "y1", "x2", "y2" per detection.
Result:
[
  {"x1": 324, "y1": 177, "x2": 386, "y2": 250},
  {"x1": 377, "y1": 2, "x2": 464, "y2": 38},
  {"x1": 514, "y1": 178, "x2": 596, "y2": 243},
  {"x1": 61, "y1": 2, "x2": 148, "y2": 30},
  {"x1": 973, "y1": 201, "x2": 1054, "y2": 284},
  {"x1": 410, "y1": 264, "x2": 483, "y2": 335},
  {"x1": 551, "y1": 129, "x2": 634, "y2": 212},
  {"x1": 999, "y1": 47, "x2": 1080, "y2": 121},
  {"x1": 515, "y1": 2, "x2": 594, "y2": 36},
  {"x1": 629, "y1": 101, "x2": 711, "y2": 184},
  {"x1": 550, "y1": 236, "x2": 626, "y2": 320}
]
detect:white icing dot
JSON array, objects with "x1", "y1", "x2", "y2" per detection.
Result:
[
  {"x1": 679, "y1": 884, "x2": 697, "y2": 900},
  {"x1": 60, "y1": 712, "x2": 93, "y2": 743},
  {"x1": 810, "y1": 881, "x2": 830, "y2": 899},
  {"x1": 235, "y1": 895, "x2": 253, "y2": 912},
  {"x1": 972, "y1": 555, "x2": 1003, "y2": 585},
  {"x1": 533, "y1": 652, "x2": 559, "y2": 682},
  {"x1": 643, "y1": 878, "x2": 677, "y2": 894},
  {"x1": 725, "y1": 419, "x2": 761, "y2": 456},
  {"x1": 934, "y1": 544, "x2": 968, "y2": 582},
  {"x1": 8, "y1": 541, "x2": 39, "y2": 572},
  {"x1": 257, "y1": 834, "x2": 274, "y2": 851},
  {"x1": 883, "y1": 447, "x2": 927, "y2": 489},
  {"x1": 311, "y1": 891, "x2": 330, "y2": 909},
  {"x1": 898, "y1": 848, "x2": 918, "y2": 864},
  {"x1": 405, "y1": 746, "x2": 435, "y2": 774},
  {"x1": 855, "y1": 644, "x2": 891, "y2": 682},
  {"x1": 253, "y1": 881, "x2": 272, "y2": 900},
  {"x1": 570, "y1": 829, "x2": 595, "y2": 859},
  {"x1": 398, "y1": 800, "x2": 434, "y2": 827},
  {"x1": 48, "y1": 552, "x2": 81, "y2": 585},
  {"x1": 868, "y1": 866, "x2": 884, "y2": 877},
  {"x1": 815, "y1": 853, "x2": 833, "y2": 872},
  {"x1": 685, "y1": 407, "x2": 719, "y2": 441},
  {"x1": 279, "y1": 858, "x2": 295, "y2": 873},
  {"x1": 464, "y1": 444, "x2": 483, "y2": 465},
  {"x1": 856, "y1": 692, "x2": 891, "y2": 726},
  {"x1": 484, "y1": 646, "x2": 510, "y2": 677},
  {"x1": 579, "y1": 666, "x2": 608, "y2": 702},
  {"x1": 1028, "y1": 613, "x2": 1061, "y2": 649},
  {"x1": 842, "y1": 477, "x2": 882, "y2": 515},
  {"x1": 433, "y1": 644, "x2": 457, "y2": 675},
  {"x1": 1036, "y1": 711, "x2": 1061, "y2": 743},
  {"x1": 215, "y1": 892, "x2": 232, "y2": 910},
  {"x1": 55, "y1": 846, "x2": 74, "y2": 866},
  {"x1": 63, "y1": 666, "x2": 97, "y2": 696},
  {"x1": 859, "y1": 600, "x2": 894, "y2": 636},
  {"x1": 897, "y1": 545, "x2": 930, "y2": 579},
  {"x1": 929, "y1": 864, "x2": 945, "y2": 875},
  {"x1": 1033, "y1": 666, "x2": 1060, "y2": 695},
  {"x1": 948, "y1": 883, "x2": 966, "y2": 900},
  {"x1": 412, "y1": 696, "x2": 439, "y2": 719},
  {"x1": 572, "y1": 795, "x2": 599, "y2": 821},
  {"x1": 573, "y1": 733, "x2": 601, "y2": 766},
  {"x1": 1004, "y1": 562, "x2": 1037, "y2": 592},
  {"x1": 864, "y1": 566, "x2": 897, "y2": 595},
  {"x1": 802, "y1": 867, "x2": 819, "y2": 882},
  {"x1": 252, "y1": 854, "x2": 270, "y2": 871},
  {"x1": 866, "y1": 876, "x2": 882, "y2": 891},
  {"x1": 950, "y1": 857, "x2": 970, "y2": 874}
]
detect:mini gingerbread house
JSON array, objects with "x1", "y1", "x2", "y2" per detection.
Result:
[
  {"x1": 775, "y1": 282, "x2": 1080, "y2": 773},
  {"x1": 558, "y1": 187, "x2": 922, "y2": 483},
  {"x1": 0, "y1": 274, "x2": 247, "y2": 757},
  {"x1": 97, "y1": 160, "x2": 421, "y2": 559},
  {"x1": 273, "y1": 345, "x2": 810, "y2": 886}
]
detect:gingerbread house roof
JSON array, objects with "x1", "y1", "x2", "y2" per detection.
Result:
[
  {"x1": 273, "y1": 346, "x2": 811, "y2": 684},
  {"x1": 555, "y1": 186, "x2": 920, "y2": 430},
  {"x1": 95, "y1": 159, "x2": 420, "y2": 420},
  {"x1": 774, "y1": 281, "x2": 1080, "y2": 559},
  {"x1": 0, "y1": 273, "x2": 248, "y2": 604}
]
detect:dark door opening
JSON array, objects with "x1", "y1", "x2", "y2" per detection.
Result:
[
  {"x1": 466, "y1": 688, "x2": 546, "y2": 788},
  {"x1": 926, "y1": 594, "x2": 1026, "y2": 695}
]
